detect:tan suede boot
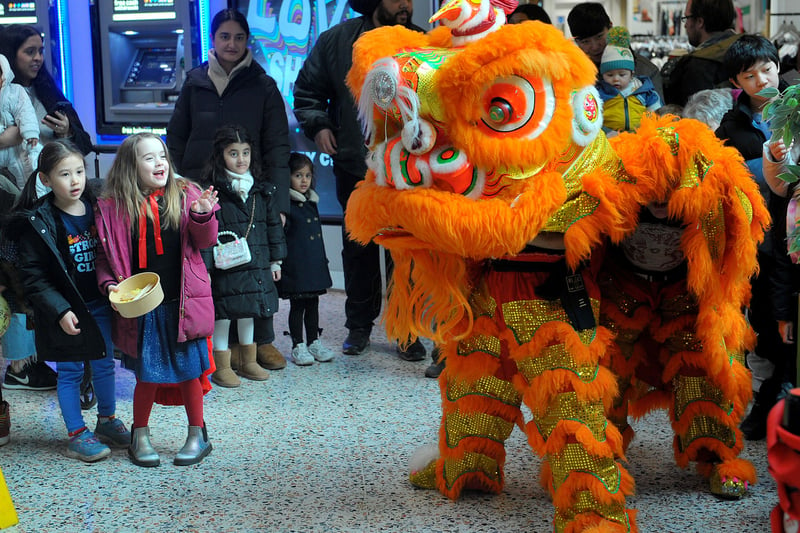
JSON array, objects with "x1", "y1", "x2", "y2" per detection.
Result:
[
  {"x1": 211, "y1": 349, "x2": 241, "y2": 388},
  {"x1": 257, "y1": 343, "x2": 287, "y2": 370},
  {"x1": 229, "y1": 344, "x2": 241, "y2": 372},
  {"x1": 237, "y1": 343, "x2": 270, "y2": 381}
]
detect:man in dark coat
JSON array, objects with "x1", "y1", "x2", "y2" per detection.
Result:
[
  {"x1": 661, "y1": 0, "x2": 742, "y2": 106},
  {"x1": 293, "y1": 0, "x2": 428, "y2": 360}
]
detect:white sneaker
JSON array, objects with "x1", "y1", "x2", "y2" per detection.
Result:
[
  {"x1": 292, "y1": 343, "x2": 314, "y2": 366},
  {"x1": 308, "y1": 339, "x2": 336, "y2": 362}
]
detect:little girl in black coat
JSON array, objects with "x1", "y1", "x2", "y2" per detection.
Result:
[
  {"x1": 278, "y1": 153, "x2": 334, "y2": 365},
  {"x1": 203, "y1": 125, "x2": 286, "y2": 387}
]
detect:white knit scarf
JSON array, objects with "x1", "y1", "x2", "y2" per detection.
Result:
[{"x1": 225, "y1": 169, "x2": 254, "y2": 201}]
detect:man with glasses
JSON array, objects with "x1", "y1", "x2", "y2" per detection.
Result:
[
  {"x1": 567, "y1": 3, "x2": 663, "y2": 100},
  {"x1": 662, "y1": 0, "x2": 742, "y2": 106}
]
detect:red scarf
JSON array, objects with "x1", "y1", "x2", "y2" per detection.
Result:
[{"x1": 138, "y1": 189, "x2": 164, "y2": 269}]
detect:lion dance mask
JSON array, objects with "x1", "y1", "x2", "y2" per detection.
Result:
[{"x1": 345, "y1": 9, "x2": 768, "y2": 532}]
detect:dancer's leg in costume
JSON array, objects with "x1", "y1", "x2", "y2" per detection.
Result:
[
  {"x1": 409, "y1": 273, "x2": 525, "y2": 497},
  {"x1": 411, "y1": 264, "x2": 636, "y2": 532},
  {"x1": 598, "y1": 270, "x2": 661, "y2": 452},
  {"x1": 501, "y1": 267, "x2": 634, "y2": 532},
  {"x1": 655, "y1": 285, "x2": 756, "y2": 498}
]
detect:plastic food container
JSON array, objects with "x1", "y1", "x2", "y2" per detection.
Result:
[{"x1": 108, "y1": 272, "x2": 164, "y2": 318}]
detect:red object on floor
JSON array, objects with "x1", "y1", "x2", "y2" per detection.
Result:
[{"x1": 767, "y1": 390, "x2": 800, "y2": 532}]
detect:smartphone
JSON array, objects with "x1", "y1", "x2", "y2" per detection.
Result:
[{"x1": 52, "y1": 101, "x2": 72, "y2": 114}]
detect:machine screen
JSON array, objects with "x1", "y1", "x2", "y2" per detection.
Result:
[
  {"x1": 0, "y1": 1, "x2": 37, "y2": 24},
  {"x1": 113, "y1": 0, "x2": 176, "y2": 20},
  {"x1": 124, "y1": 48, "x2": 177, "y2": 88}
]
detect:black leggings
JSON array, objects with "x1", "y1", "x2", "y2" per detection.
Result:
[{"x1": 288, "y1": 296, "x2": 320, "y2": 347}]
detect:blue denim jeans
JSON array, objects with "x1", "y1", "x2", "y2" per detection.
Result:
[
  {"x1": 1, "y1": 313, "x2": 36, "y2": 360},
  {"x1": 57, "y1": 300, "x2": 117, "y2": 434}
]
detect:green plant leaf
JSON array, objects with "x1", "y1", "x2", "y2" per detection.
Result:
[
  {"x1": 778, "y1": 172, "x2": 800, "y2": 183},
  {"x1": 785, "y1": 130, "x2": 794, "y2": 147},
  {"x1": 758, "y1": 87, "x2": 780, "y2": 98},
  {"x1": 765, "y1": 84, "x2": 800, "y2": 151},
  {"x1": 771, "y1": 117, "x2": 788, "y2": 131},
  {"x1": 788, "y1": 164, "x2": 800, "y2": 174}
]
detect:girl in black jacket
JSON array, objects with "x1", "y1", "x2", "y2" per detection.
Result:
[
  {"x1": 203, "y1": 125, "x2": 286, "y2": 387},
  {"x1": 278, "y1": 153, "x2": 334, "y2": 366},
  {"x1": 12, "y1": 141, "x2": 129, "y2": 462}
]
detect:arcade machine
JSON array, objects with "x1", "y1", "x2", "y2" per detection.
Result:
[
  {"x1": 0, "y1": 1, "x2": 71, "y2": 98},
  {"x1": 90, "y1": 0, "x2": 214, "y2": 138}
]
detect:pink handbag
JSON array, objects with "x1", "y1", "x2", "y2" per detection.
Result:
[{"x1": 213, "y1": 231, "x2": 252, "y2": 270}]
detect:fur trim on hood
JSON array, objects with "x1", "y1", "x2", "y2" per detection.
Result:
[{"x1": 289, "y1": 188, "x2": 319, "y2": 204}]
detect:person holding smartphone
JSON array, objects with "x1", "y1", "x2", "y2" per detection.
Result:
[{"x1": 0, "y1": 25, "x2": 93, "y2": 156}]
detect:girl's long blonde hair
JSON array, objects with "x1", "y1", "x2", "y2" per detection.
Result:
[{"x1": 102, "y1": 133, "x2": 185, "y2": 229}]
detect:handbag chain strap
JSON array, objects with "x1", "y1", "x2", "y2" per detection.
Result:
[{"x1": 241, "y1": 195, "x2": 257, "y2": 240}]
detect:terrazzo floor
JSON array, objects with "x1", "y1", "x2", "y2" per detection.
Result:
[{"x1": 0, "y1": 289, "x2": 778, "y2": 532}]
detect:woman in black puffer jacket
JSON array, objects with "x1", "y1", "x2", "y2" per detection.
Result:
[{"x1": 166, "y1": 8, "x2": 290, "y2": 214}]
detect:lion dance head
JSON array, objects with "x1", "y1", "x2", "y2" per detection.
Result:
[{"x1": 345, "y1": 21, "x2": 628, "y2": 344}]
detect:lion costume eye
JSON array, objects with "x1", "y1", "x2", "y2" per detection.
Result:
[{"x1": 479, "y1": 75, "x2": 555, "y2": 139}]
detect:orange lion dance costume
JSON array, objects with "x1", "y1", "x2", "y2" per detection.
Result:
[{"x1": 344, "y1": 6, "x2": 768, "y2": 531}]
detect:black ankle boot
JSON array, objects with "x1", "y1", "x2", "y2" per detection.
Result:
[
  {"x1": 741, "y1": 389, "x2": 777, "y2": 440},
  {"x1": 425, "y1": 346, "x2": 444, "y2": 378}
]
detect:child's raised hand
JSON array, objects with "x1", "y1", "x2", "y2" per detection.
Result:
[
  {"x1": 191, "y1": 186, "x2": 218, "y2": 213},
  {"x1": 59, "y1": 310, "x2": 81, "y2": 335},
  {"x1": 769, "y1": 139, "x2": 790, "y2": 161}
]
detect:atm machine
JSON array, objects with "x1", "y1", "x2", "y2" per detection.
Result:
[
  {"x1": 91, "y1": 0, "x2": 211, "y2": 137},
  {"x1": 0, "y1": 1, "x2": 70, "y2": 96}
]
